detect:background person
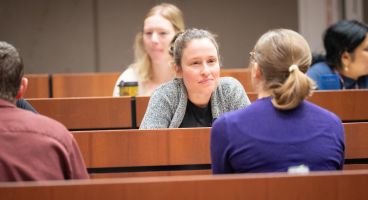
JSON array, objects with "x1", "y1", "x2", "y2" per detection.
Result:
[
  {"x1": 113, "y1": 3, "x2": 185, "y2": 96},
  {"x1": 211, "y1": 29, "x2": 345, "y2": 174},
  {"x1": 307, "y1": 20, "x2": 368, "y2": 89},
  {"x1": 140, "y1": 28, "x2": 250, "y2": 129}
]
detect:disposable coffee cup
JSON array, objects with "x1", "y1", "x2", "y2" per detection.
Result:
[{"x1": 118, "y1": 81, "x2": 138, "y2": 96}]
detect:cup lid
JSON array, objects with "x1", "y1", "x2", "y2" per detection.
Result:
[{"x1": 119, "y1": 81, "x2": 138, "y2": 87}]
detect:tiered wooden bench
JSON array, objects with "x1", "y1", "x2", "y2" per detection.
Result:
[
  {"x1": 24, "y1": 69, "x2": 253, "y2": 98},
  {"x1": 28, "y1": 97, "x2": 132, "y2": 130},
  {"x1": 0, "y1": 170, "x2": 367, "y2": 200},
  {"x1": 24, "y1": 74, "x2": 50, "y2": 98},
  {"x1": 52, "y1": 72, "x2": 120, "y2": 97},
  {"x1": 27, "y1": 90, "x2": 368, "y2": 130},
  {"x1": 73, "y1": 123, "x2": 368, "y2": 178},
  {"x1": 220, "y1": 68, "x2": 252, "y2": 92},
  {"x1": 136, "y1": 90, "x2": 368, "y2": 125}
]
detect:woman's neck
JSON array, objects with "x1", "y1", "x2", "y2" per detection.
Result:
[
  {"x1": 187, "y1": 92, "x2": 211, "y2": 108},
  {"x1": 151, "y1": 58, "x2": 174, "y2": 84},
  {"x1": 257, "y1": 90, "x2": 271, "y2": 99},
  {"x1": 338, "y1": 68, "x2": 360, "y2": 80}
]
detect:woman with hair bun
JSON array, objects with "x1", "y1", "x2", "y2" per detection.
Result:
[
  {"x1": 140, "y1": 28, "x2": 250, "y2": 129},
  {"x1": 211, "y1": 29, "x2": 345, "y2": 174}
]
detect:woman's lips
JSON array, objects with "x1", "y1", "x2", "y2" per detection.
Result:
[{"x1": 198, "y1": 78, "x2": 214, "y2": 84}]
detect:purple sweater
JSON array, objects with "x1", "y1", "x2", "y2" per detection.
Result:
[{"x1": 211, "y1": 97, "x2": 345, "y2": 174}]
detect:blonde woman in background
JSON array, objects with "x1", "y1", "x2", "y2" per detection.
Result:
[
  {"x1": 211, "y1": 29, "x2": 345, "y2": 174},
  {"x1": 113, "y1": 3, "x2": 185, "y2": 96}
]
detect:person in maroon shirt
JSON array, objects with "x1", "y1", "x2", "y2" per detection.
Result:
[{"x1": 0, "y1": 41, "x2": 89, "y2": 181}]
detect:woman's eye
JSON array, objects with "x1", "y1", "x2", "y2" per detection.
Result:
[
  {"x1": 208, "y1": 59, "x2": 217, "y2": 64},
  {"x1": 144, "y1": 32, "x2": 152, "y2": 36},
  {"x1": 160, "y1": 32, "x2": 168, "y2": 35}
]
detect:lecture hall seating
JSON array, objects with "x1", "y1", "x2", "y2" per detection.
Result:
[
  {"x1": 24, "y1": 74, "x2": 50, "y2": 98},
  {"x1": 26, "y1": 90, "x2": 368, "y2": 130},
  {"x1": 52, "y1": 72, "x2": 120, "y2": 97},
  {"x1": 73, "y1": 123, "x2": 368, "y2": 178},
  {"x1": 24, "y1": 68, "x2": 253, "y2": 98},
  {"x1": 136, "y1": 90, "x2": 368, "y2": 125},
  {"x1": 0, "y1": 170, "x2": 367, "y2": 200},
  {"x1": 27, "y1": 97, "x2": 132, "y2": 130}
]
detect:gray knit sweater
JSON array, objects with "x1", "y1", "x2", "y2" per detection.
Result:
[{"x1": 139, "y1": 77, "x2": 251, "y2": 129}]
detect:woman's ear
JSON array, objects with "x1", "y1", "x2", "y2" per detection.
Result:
[
  {"x1": 15, "y1": 77, "x2": 28, "y2": 99},
  {"x1": 251, "y1": 62, "x2": 263, "y2": 79},
  {"x1": 251, "y1": 62, "x2": 264, "y2": 93},
  {"x1": 341, "y1": 51, "x2": 352, "y2": 70},
  {"x1": 174, "y1": 64, "x2": 183, "y2": 78}
]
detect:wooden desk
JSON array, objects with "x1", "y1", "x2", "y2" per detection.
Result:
[
  {"x1": 24, "y1": 74, "x2": 50, "y2": 98},
  {"x1": 73, "y1": 123, "x2": 368, "y2": 178},
  {"x1": 28, "y1": 97, "x2": 132, "y2": 130},
  {"x1": 136, "y1": 90, "x2": 368, "y2": 126},
  {"x1": 308, "y1": 90, "x2": 368, "y2": 122},
  {"x1": 52, "y1": 72, "x2": 120, "y2": 97},
  {"x1": 220, "y1": 68, "x2": 252, "y2": 92},
  {"x1": 73, "y1": 128, "x2": 211, "y2": 178},
  {"x1": 135, "y1": 96, "x2": 150, "y2": 127},
  {"x1": 1, "y1": 170, "x2": 367, "y2": 200}
]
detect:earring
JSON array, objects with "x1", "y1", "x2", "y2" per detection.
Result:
[{"x1": 343, "y1": 65, "x2": 349, "y2": 72}]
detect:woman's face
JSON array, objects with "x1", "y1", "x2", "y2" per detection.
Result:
[
  {"x1": 143, "y1": 14, "x2": 176, "y2": 61},
  {"x1": 346, "y1": 34, "x2": 368, "y2": 77},
  {"x1": 178, "y1": 38, "x2": 220, "y2": 98}
]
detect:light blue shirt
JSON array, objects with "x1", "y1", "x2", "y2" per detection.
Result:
[{"x1": 307, "y1": 62, "x2": 368, "y2": 89}]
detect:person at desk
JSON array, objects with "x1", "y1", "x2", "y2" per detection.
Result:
[
  {"x1": 211, "y1": 29, "x2": 345, "y2": 174},
  {"x1": 140, "y1": 28, "x2": 251, "y2": 129},
  {"x1": 113, "y1": 3, "x2": 185, "y2": 96},
  {"x1": 307, "y1": 20, "x2": 368, "y2": 89},
  {"x1": 16, "y1": 98, "x2": 37, "y2": 113},
  {"x1": 0, "y1": 41, "x2": 89, "y2": 181},
  {"x1": 15, "y1": 79, "x2": 37, "y2": 113}
]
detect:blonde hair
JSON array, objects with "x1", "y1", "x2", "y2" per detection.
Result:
[
  {"x1": 131, "y1": 3, "x2": 185, "y2": 83},
  {"x1": 251, "y1": 29, "x2": 315, "y2": 110}
]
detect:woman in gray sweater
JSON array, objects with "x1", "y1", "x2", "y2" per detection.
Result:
[{"x1": 140, "y1": 28, "x2": 251, "y2": 129}]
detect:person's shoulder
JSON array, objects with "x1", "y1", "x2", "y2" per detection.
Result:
[
  {"x1": 304, "y1": 100, "x2": 341, "y2": 123},
  {"x1": 308, "y1": 62, "x2": 333, "y2": 75},
  {"x1": 119, "y1": 67, "x2": 138, "y2": 82},
  {"x1": 148, "y1": 78, "x2": 184, "y2": 104},
  {"x1": 219, "y1": 76, "x2": 241, "y2": 85},
  {"x1": 153, "y1": 78, "x2": 183, "y2": 95},
  {"x1": 218, "y1": 77, "x2": 243, "y2": 90},
  {"x1": 21, "y1": 110, "x2": 73, "y2": 143}
]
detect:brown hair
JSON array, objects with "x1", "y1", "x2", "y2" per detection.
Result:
[
  {"x1": 169, "y1": 28, "x2": 220, "y2": 70},
  {"x1": 251, "y1": 29, "x2": 315, "y2": 110}
]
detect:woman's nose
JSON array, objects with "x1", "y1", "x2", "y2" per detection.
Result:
[
  {"x1": 201, "y1": 63, "x2": 211, "y2": 75},
  {"x1": 151, "y1": 32, "x2": 159, "y2": 43}
]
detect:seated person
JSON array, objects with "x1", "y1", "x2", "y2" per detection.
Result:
[
  {"x1": 15, "y1": 78, "x2": 37, "y2": 113},
  {"x1": 140, "y1": 28, "x2": 251, "y2": 129},
  {"x1": 0, "y1": 41, "x2": 89, "y2": 181},
  {"x1": 113, "y1": 3, "x2": 185, "y2": 96},
  {"x1": 211, "y1": 29, "x2": 345, "y2": 174},
  {"x1": 16, "y1": 98, "x2": 37, "y2": 113},
  {"x1": 307, "y1": 20, "x2": 368, "y2": 89}
]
